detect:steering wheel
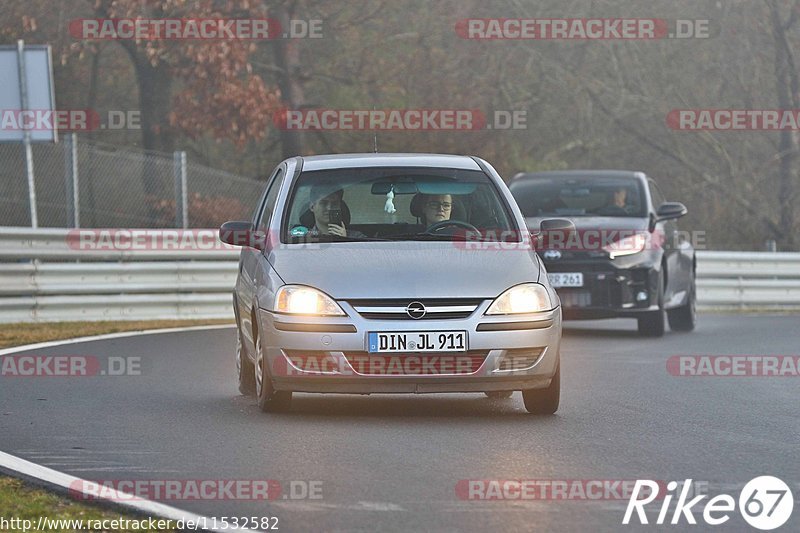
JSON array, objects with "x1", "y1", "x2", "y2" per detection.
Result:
[{"x1": 426, "y1": 219, "x2": 480, "y2": 234}]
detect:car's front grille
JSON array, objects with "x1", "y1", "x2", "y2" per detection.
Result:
[
  {"x1": 558, "y1": 290, "x2": 592, "y2": 307},
  {"x1": 342, "y1": 351, "x2": 489, "y2": 375},
  {"x1": 347, "y1": 298, "x2": 484, "y2": 320}
]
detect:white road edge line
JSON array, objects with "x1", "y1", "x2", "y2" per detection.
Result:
[
  {"x1": 0, "y1": 451, "x2": 260, "y2": 533},
  {"x1": 1, "y1": 323, "x2": 259, "y2": 532},
  {"x1": 0, "y1": 324, "x2": 235, "y2": 356}
]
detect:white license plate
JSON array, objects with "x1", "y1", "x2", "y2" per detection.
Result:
[
  {"x1": 547, "y1": 272, "x2": 584, "y2": 288},
  {"x1": 368, "y1": 331, "x2": 467, "y2": 353}
]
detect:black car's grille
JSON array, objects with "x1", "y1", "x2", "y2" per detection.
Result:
[{"x1": 347, "y1": 298, "x2": 484, "y2": 320}]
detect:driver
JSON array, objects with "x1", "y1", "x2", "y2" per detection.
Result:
[
  {"x1": 420, "y1": 194, "x2": 453, "y2": 227},
  {"x1": 308, "y1": 185, "x2": 365, "y2": 238},
  {"x1": 611, "y1": 187, "x2": 628, "y2": 208},
  {"x1": 597, "y1": 186, "x2": 632, "y2": 215}
]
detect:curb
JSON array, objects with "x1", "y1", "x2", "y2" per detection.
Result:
[
  {"x1": 0, "y1": 324, "x2": 258, "y2": 532},
  {"x1": 0, "y1": 451, "x2": 259, "y2": 532}
]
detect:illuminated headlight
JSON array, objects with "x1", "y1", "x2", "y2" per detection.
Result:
[
  {"x1": 485, "y1": 283, "x2": 552, "y2": 315},
  {"x1": 604, "y1": 232, "x2": 647, "y2": 259},
  {"x1": 275, "y1": 286, "x2": 345, "y2": 316}
]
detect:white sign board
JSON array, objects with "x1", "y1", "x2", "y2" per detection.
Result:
[{"x1": 0, "y1": 44, "x2": 56, "y2": 143}]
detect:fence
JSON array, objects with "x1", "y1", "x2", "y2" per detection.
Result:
[
  {"x1": 0, "y1": 228, "x2": 798, "y2": 323},
  {"x1": 0, "y1": 135, "x2": 267, "y2": 229}
]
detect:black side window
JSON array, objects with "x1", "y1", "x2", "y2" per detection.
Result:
[{"x1": 255, "y1": 168, "x2": 284, "y2": 230}]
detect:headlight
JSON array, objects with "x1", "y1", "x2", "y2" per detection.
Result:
[
  {"x1": 485, "y1": 283, "x2": 552, "y2": 315},
  {"x1": 603, "y1": 232, "x2": 647, "y2": 259},
  {"x1": 274, "y1": 285, "x2": 345, "y2": 316}
]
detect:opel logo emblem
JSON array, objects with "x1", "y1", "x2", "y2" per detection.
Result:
[
  {"x1": 406, "y1": 301, "x2": 427, "y2": 319},
  {"x1": 543, "y1": 249, "x2": 562, "y2": 260}
]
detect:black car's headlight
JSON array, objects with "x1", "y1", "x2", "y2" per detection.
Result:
[{"x1": 603, "y1": 232, "x2": 648, "y2": 259}]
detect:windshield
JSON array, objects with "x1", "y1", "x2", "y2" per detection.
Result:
[
  {"x1": 510, "y1": 176, "x2": 647, "y2": 218},
  {"x1": 282, "y1": 167, "x2": 517, "y2": 242}
]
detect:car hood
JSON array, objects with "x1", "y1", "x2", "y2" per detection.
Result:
[
  {"x1": 268, "y1": 242, "x2": 540, "y2": 299},
  {"x1": 525, "y1": 216, "x2": 650, "y2": 233}
]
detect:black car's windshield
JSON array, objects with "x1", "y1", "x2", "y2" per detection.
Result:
[
  {"x1": 510, "y1": 176, "x2": 647, "y2": 218},
  {"x1": 282, "y1": 167, "x2": 517, "y2": 242}
]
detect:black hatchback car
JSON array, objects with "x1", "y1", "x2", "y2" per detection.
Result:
[{"x1": 509, "y1": 170, "x2": 696, "y2": 337}]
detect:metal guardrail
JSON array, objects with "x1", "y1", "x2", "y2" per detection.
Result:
[
  {"x1": 0, "y1": 228, "x2": 798, "y2": 322},
  {"x1": 0, "y1": 227, "x2": 239, "y2": 261},
  {"x1": 0, "y1": 227, "x2": 238, "y2": 322},
  {"x1": 696, "y1": 251, "x2": 800, "y2": 309}
]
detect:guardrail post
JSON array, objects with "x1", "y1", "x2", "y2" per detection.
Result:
[
  {"x1": 17, "y1": 40, "x2": 38, "y2": 228},
  {"x1": 173, "y1": 151, "x2": 188, "y2": 229},
  {"x1": 64, "y1": 133, "x2": 80, "y2": 228}
]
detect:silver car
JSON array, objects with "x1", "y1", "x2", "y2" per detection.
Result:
[{"x1": 220, "y1": 154, "x2": 569, "y2": 414}]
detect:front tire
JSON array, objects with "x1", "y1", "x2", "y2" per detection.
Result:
[
  {"x1": 638, "y1": 272, "x2": 665, "y2": 337},
  {"x1": 236, "y1": 332, "x2": 256, "y2": 396},
  {"x1": 255, "y1": 334, "x2": 292, "y2": 413},
  {"x1": 522, "y1": 362, "x2": 560, "y2": 415},
  {"x1": 668, "y1": 277, "x2": 696, "y2": 332}
]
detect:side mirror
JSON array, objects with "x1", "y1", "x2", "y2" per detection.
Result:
[
  {"x1": 538, "y1": 218, "x2": 576, "y2": 249},
  {"x1": 656, "y1": 202, "x2": 688, "y2": 221},
  {"x1": 540, "y1": 218, "x2": 576, "y2": 235},
  {"x1": 219, "y1": 221, "x2": 265, "y2": 250}
]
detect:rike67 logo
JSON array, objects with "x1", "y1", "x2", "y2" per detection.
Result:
[{"x1": 624, "y1": 476, "x2": 793, "y2": 530}]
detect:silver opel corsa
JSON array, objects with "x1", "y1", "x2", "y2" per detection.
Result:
[{"x1": 220, "y1": 154, "x2": 571, "y2": 414}]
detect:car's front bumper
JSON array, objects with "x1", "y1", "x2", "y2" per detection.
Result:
[
  {"x1": 543, "y1": 257, "x2": 660, "y2": 319},
  {"x1": 258, "y1": 301, "x2": 561, "y2": 394}
]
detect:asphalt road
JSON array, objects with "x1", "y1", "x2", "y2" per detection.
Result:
[{"x1": 1, "y1": 314, "x2": 798, "y2": 532}]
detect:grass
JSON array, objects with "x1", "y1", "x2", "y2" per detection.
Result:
[
  {"x1": 0, "y1": 477, "x2": 178, "y2": 532},
  {"x1": 0, "y1": 319, "x2": 231, "y2": 349},
  {"x1": 0, "y1": 319, "x2": 231, "y2": 531}
]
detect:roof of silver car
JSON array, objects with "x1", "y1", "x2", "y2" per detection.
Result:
[{"x1": 299, "y1": 153, "x2": 482, "y2": 171}]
